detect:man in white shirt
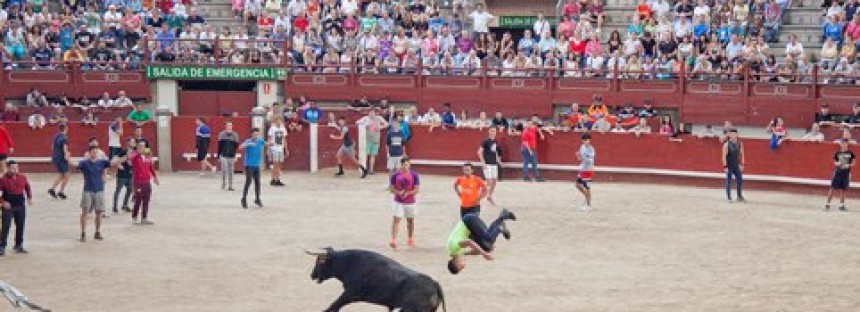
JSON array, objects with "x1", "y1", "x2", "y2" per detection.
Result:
[
  {"x1": 267, "y1": 117, "x2": 288, "y2": 186},
  {"x1": 274, "y1": 9, "x2": 291, "y2": 31},
  {"x1": 287, "y1": 0, "x2": 306, "y2": 17},
  {"x1": 358, "y1": 31, "x2": 379, "y2": 53},
  {"x1": 98, "y1": 92, "x2": 115, "y2": 107},
  {"x1": 673, "y1": 18, "x2": 692, "y2": 40},
  {"x1": 114, "y1": 90, "x2": 133, "y2": 107},
  {"x1": 532, "y1": 13, "x2": 551, "y2": 39},
  {"x1": 650, "y1": 0, "x2": 672, "y2": 21},
  {"x1": 421, "y1": 108, "x2": 442, "y2": 132},
  {"x1": 799, "y1": 123, "x2": 825, "y2": 142},
  {"x1": 103, "y1": 5, "x2": 123, "y2": 30},
  {"x1": 469, "y1": 4, "x2": 494, "y2": 36},
  {"x1": 438, "y1": 27, "x2": 456, "y2": 54},
  {"x1": 341, "y1": 0, "x2": 359, "y2": 16}
]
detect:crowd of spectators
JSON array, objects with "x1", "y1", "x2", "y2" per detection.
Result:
[{"x1": 0, "y1": 87, "x2": 139, "y2": 129}]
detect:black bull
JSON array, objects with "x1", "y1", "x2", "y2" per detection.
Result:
[{"x1": 308, "y1": 248, "x2": 447, "y2": 312}]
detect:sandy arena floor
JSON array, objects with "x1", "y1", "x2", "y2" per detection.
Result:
[{"x1": 2, "y1": 171, "x2": 860, "y2": 312}]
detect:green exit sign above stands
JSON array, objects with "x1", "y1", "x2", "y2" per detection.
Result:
[
  {"x1": 498, "y1": 16, "x2": 557, "y2": 29},
  {"x1": 146, "y1": 65, "x2": 288, "y2": 80}
]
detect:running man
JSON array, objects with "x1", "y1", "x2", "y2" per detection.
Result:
[
  {"x1": 385, "y1": 121, "x2": 406, "y2": 176},
  {"x1": 388, "y1": 158, "x2": 419, "y2": 249},
  {"x1": 722, "y1": 129, "x2": 746, "y2": 203},
  {"x1": 217, "y1": 121, "x2": 240, "y2": 191},
  {"x1": 130, "y1": 142, "x2": 159, "y2": 224},
  {"x1": 357, "y1": 108, "x2": 389, "y2": 175},
  {"x1": 453, "y1": 163, "x2": 487, "y2": 216},
  {"x1": 446, "y1": 208, "x2": 516, "y2": 275},
  {"x1": 0, "y1": 161, "x2": 32, "y2": 256},
  {"x1": 77, "y1": 146, "x2": 119, "y2": 242},
  {"x1": 826, "y1": 139, "x2": 855, "y2": 211},
  {"x1": 576, "y1": 133, "x2": 595, "y2": 210},
  {"x1": 330, "y1": 116, "x2": 368, "y2": 178},
  {"x1": 195, "y1": 118, "x2": 217, "y2": 175},
  {"x1": 239, "y1": 128, "x2": 268, "y2": 209},
  {"x1": 0, "y1": 122, "x2": 14, "y2": 174},
  {"x1": 477, "y1": 128, "x2": 502, "y2": 205},
  {"x1": 112, "y1": 138, "x2": 135, "y2": 213},
  {"x1": 268, "y1": 117, "x2": 288, "y2": 186},
  {"x1": 48, "y1": 124, "x2": 70, "y2": 200}
]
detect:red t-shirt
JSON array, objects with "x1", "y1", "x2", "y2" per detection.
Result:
[
  {"x1": 131, "y1": 153, "x2": 157, "y2": 183},
  {"x1": 569, "y1": 39, "x2": 587, "y2": 55},
  {"x1": 521, "y1": 127, "x2": 537, "y2": 150},
  {"x1": 0, "y1": 125, "x2": 13, "y2": 154},
  {"x1": 293, "y1": 16, "x2": 309, "y2": 32}
]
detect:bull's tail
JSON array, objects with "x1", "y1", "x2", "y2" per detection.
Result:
[{"x1": 435, "y1": 282, "x2": 446, "y2": 312}]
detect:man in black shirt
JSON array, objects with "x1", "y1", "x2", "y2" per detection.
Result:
[
  {"x1": 815, "y1": 103, "x2": 838, "y2": 126},
  {"x1": 490, "y1": 111, "x2": 509, "y2": 130},
  {"x1": 90, "y1": 41, "x2": 114, "y2": 70},
  {"x1": 330, "y1": 116, "x2": 368, "y2": 178},
  {"x1": 30, "y1": 41, "x2": 54, "y2": 69},
  {"x1": 827, "y1": 139, "x2": 856, "y2": 211},
  {"x1": 97, "y1": 25, "x2": 117, "y2": 49},
  {"x1": 112, "y1": 138, "x2": 135, "y2": 213},
  {"x1": 74, "y1": 25, "x2": 94, "y2": 54},
  {"x1": 478, "y1": 128, "x2": 502, "y2": 204},
  {"x1": 722, "y1": 129, "x2": 745, "y2": 203},
  {"x1": 155, "y1": 46, "x2": 176, "y2": 62},
  {"x1": 845, "y1": 103, "x2": 860, "y2": 124}
]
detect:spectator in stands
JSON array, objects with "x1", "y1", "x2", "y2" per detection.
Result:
[
  {"x1": 52, "y1": 93, "x2": 72, "y2": 107},
  {"x1": 30, "y1": 40, "x2": 54, "y2": 70},
  {"x1": 591, "y1": 115, "x2": 612, "y2": 133},
  {"x1": 421, "y1": 107, "x2": 442, "y2": 132},
  {"x1": 815, "y1": 103, "x2": 839, "y2": 127},
  {"x1": 97, "y1": 92, "x2": 114, "y2": 107},
  {"x1": 127, "y1": 103, "x2": 152, "y2": 125},
  {"x1": 114, "y1": 91, "x2": 133, "y2": 107},
  {"x1": 630, "y1": 117, "x2": 652, "y2": 137},
  {"x1": 48, "y1": 106, "x2": 68, "y2": 125},
  {"x1": 26, "y1": 88, "x2": 48, "y2": 107},
  {"x1": 846, "y1": 103, "x2": 860, "y2": 125},
  {"x1": 696, "y1": 125, "x2": 718, "y2": 138},
  {"x1": 638, "y1": 100, "x2": 657, "y2": 118},
  {"x1": 441, "y1": 103, "x2": 456, "y2": 129},
  {"x1": 659, "y1": 115, "x2": 675, "y2": 136},
  {"x1": 491, "y1": 111, "x2": 509, "y2": 131},
  {"x1": 766, "y1": 117, "x2": 789, "y2": 150},
  {"x1": 27, "y1": 110, "x2": 46, "y2": 130},
  {"x1": 469, "y1": 3, "x2": 494, "y2": 39},
  {"x1": 835, "y1": 127, "x2": 858, "y2": 144},
  {"x1": 82, "y1": 111, "x2": 99, "y2": 126},
  {"x1": 1, "y1": 105, "x2": 20, "y2": 122},
  {"x1": 797, "y1": 123, "x2": 826, "y2": 142}
]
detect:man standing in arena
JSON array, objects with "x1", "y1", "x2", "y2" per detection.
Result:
[
  {"x1": 478, "y1": 128, "x2": 502, "y2": 205},
  {"x1": 112, "y1": 138, "x2": 136, "y2": 213},
  {"x1": 520, "y1": 121, "x2": 544, "y2": 182},
  {"x1": 826, "y1": 139, "x2": 855, "y2": 211},
  {"x1": 357, "y1": 108, "x2": 388, "y2": 175},
  {"x1": 446, "y1": 208, "x2": 516, "y2": 275},
  {"x1": 576, "y1": 133, "x2": 596, "y2": 211},
  {"x1": 330, "y1": 116, "x2": 368, "y2": 178},
  {"x1": 240, "y1": 128, "x2": 268, "y2": 209},
  {"x1": 388, "y1": 158, "x2": 419, "y2": 249},
  {"x1": 217, "y1": 121, "x2": 240, "y2": 191},
  {"x1": 722, "y1": 129, "x2": 745, "y2": 203},
  {"x1": 386, "y1": 121, "x2": 406, "y2": 176},
  {"x1": 77, "y1": 146, "x2": 118, "y2": 242},
  {"x1": 454, "y1": 163, "x2": 487, "y2": 216},
  {"x1": 0, "y1": 122, "x2": 14, "y2": 174},
  {"x1": 0, "y1": 161, "x2": 32, "y2": 256},
  {"x1": 48, "y1": 124, "x2": 70, "y2": 200},
  {"x1": 130, "y1": 142, "x2": 159, "y2": 224},
  {"x1": 268, "y1": 117, "x2": 288, "y2": 186},
  {"x1": 195, "y1": 118, "x2": 217, "y2": 175},
  {"x1": 107, "y1": 116, "x2": 123, "y2": 159}
]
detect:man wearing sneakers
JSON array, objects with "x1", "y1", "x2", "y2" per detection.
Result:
[
  {"x1": 240, "y1": 128, "x2": 268, "y2": 208},
  {"x1": 130, "y1": 142, "x2": 159, "y2": 224},
  {"x1": 48, "y1": 124, "x2": 70, "y2": 200},
  {"x1": 826, "y1": 139, "x2": 855, "y2": 211},
  {"x1": 722, "y1": 129, "x2": 746, "y2": 203},
  {"x1": 447, "y1": 208, "x2": 516, "y2": 275},
  {"x1": 77, "y1": 146, "x2": 119, "y2": 242},
  {"x1": 388, "y1": 158, "x2": 419, "y2": 249},
  {"x1": 357, "y1": 108, "x2": 388, "y2": 175},
  {"x1": 268, "y1": 117, "x2": 288, "y2": 186},
  {"x1": 385, "y1": 121, "x2": 406, "y2": 176},
  {"x1": 478, "y1": 128, "x2": 502, "y2": 205},
  {"x1": 112, "y1": 138, "x2": 136, "y2": 213},
  {"x1": 330, "y1": 116, "x2": 368, "y2": 178},
  {"x1": 0, "y1": 161, "x2": 32, "y2": 256},
  {"x1": 454, "y1": 163, "x2": 487, "y2": 216},
  {"x1": 217, "y1": 121, "x2": 240, "y2": 191},
  {"x1": 576, "y1": 133, "x2": 595, "y2": 210}
]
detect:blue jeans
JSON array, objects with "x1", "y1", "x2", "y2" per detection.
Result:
[
  {"x1": 725, "y1": 165, "x2": 743, "y2": 200},
  {"x1": 462, "y1": 212, "x2": 505, "y2": 252},
  {"x1": 521, "y1": 147, "x2": 541, "y2": 180}
]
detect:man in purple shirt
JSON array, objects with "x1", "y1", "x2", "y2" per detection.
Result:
[
  {"x1": 456, "y1": 30, "x2": 474, "y2": 54},
  {"x1": 388, "y1": 158, "x2": 420, "y2": 249}
]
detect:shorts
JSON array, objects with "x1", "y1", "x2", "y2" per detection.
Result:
[
  {"x1": 108, "y1": 147, "x2": 122, "y2": 159},
  {"x1": 80, "y1": 191, "x2": 105, "y2": 212},
  {"x1": 0, "y1": 154, "x2": 7, "y2": 161},
  {"x1": 339, "y1": 145, "x2": 355, "y2": 157},
  {"x1": 461, "y1": 205, "x2": 480, "y2": 217},
  {"x1": 393, "y1": 202, "x2": 416, "y2": 218},
  {"x1": 483, "y1": 164, "x2": 499, "y2": 180},
  {"x1": 270, "y1": 148, "x2": 285, "y2": 162},
  {"x1": 366, "y1": 141, "x2": 380, "y2": 156},
  {"x1": 831, "y1": 171, "x2": 850, "y2": 190},
  {"x1": 387, "y1": 155, "x2": 403, "y2": 171},
  {"x1": 53, "y1": 159, "x2": 70, "y2": 174},
  {"x1": 196, "y1": 148, "x2": 209, "y2": 161},
  {"x1": 577, "y1": 171, "x2": 594, "y2": 189}
]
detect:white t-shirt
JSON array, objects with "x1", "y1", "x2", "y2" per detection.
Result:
[
  {"x1": 108, "y1": 122, "x2": 122, "y2": 147},
  {"x1": 785, "y1": 41, "x2": 804, "y2": 56},
  {"x1": 268, "y1": 124, "x2": 287, "y2": 151},
  {"x1": 104, "y1": 11, "x2": 122, "y2": 28},
  {"x1": 470, "y1": 11, "x2": 493, "y2": 33}
]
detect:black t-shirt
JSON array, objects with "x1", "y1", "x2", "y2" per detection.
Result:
[
  {"x1": 136, "y1": 137, "x2": 150, "y2": 148},
  {"x1": 92, "y1": 48, "x2": 113, "y2": 62},
  {"x1": 481, "y1": 138, "x2": 501, "y2": 165},
  {"x1": 75, "y1": 31, "x2": 93, "y2": 47},
  {"x1": 491, "y1": 117, "x2": 509, "y2": 129},
  {"x1": 815, "y1": 112, "x2": 835, "y2": 123},
  {"x1": 148, "y1": 16, "x2": 165, "y2": 28},
  {"x1": 340, "y1": 126, "x2": 353, "y2": 147},
  {"x1": 409, "y1": 3, "x2": 426, "y2": 13},
  {"x1": 834, "y1": 150, "x2": 856, "y2": 174},
  {"x1": 658, "y1": 40, "x2": 677, "y2": 56},
  {"x1": 115, "y1": 149, "x2": 133, "y2": 179},
  {"x1": 156, "y1": 51, "x2": 176, "y2": 62},
  {"x1": 640, "y1": 38, "x2": 656, "y2": 54},
  {"x1": 32, "y1": 48, "x2": 53, "y2": 63}
]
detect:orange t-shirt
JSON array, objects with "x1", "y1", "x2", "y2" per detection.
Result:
[{"x1": 455, "y1": 176, "x2": 486, "y2": 208}]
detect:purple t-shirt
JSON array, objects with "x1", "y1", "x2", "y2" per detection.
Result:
[
  {"x1": 390, "y1": 171, "x2": 419, "y2": 204},
  {"x1": 456, "y1": 37, "x2": 473, "y2": 54}
]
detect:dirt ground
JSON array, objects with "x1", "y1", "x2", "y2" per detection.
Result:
[{"x1": 2, "y1": 171, "x2": 860, "y2": 312}]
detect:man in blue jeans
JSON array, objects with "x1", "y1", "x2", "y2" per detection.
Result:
[
  {"x1": 722, "y1": 129, "x2": 745, "y2": 203},
  {"x1": 520, "y1": 121, "x2": 544, "y2": 182},
  {"x1": 447, "y1": 208, "x2": 517, "y2": 275},
  {"x1": 240, "y1": 128, "x2": 269, "y2": 209}
]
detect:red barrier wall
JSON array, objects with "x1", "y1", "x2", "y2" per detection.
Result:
[{"x1": 170, "y1": 116, "x2": 252, "y2": 171}]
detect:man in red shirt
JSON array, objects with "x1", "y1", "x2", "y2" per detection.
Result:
[
  {"x1": 129, "y1": 142, "x2": 159, "y2": 225},
  {"x1": 0, "y1": 161, "x2": 32, "y2": 256},
  {"x1": 520, "y1": 121, "x2": 544, "y2": 182},
  {"x1": 0, "y1": 123, "x2": 14, "y2": 174}
]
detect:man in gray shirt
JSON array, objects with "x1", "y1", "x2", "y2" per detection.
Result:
[{"x1": 217, "y1": 121, "x2": 241, "y2": 191}]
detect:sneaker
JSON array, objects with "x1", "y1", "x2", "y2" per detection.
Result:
[
  {"x1": 727, "y1": 198, "x2": 734, "y2": 203},
  {"x1": 275, "y1": 180, "x2": 285, "y2": 186},
  {"x1": 227, "y1": 187, "x2": 235, "y2": 191},
  {"x1": 523, "y1": 178, "x2": 530, "y2": 182},
  {"x1": 241, "y1": 198, "x2": 248, "y2": 209},
  {"x1": 48, "y1": 189, "x2": 58, "y2": 199},
  {"x1": 211, "y1": 166, "x2": 217, "y2": 173},
  {"x1": 407, "y1": 238, "x2": 416, "y2": 247},
  {"x1": 140, "y1": 220, "x2": 154, "y2": 225},
  {"x1": 580, "y1": 204, "x2": 591, "y2": 211},
  {"x1": 112, "y1": 208, "x2": 119, "y2": 214},
  {"x1": 132, "y1": 217, "x2": 139, "y2": 224},
  {"x1": 501, "y1": 208, "x2": 517, "y2": 221},
  {"x1": 13, "y1": 246, "x2": 27, "y2": 254},
  {"x1": 839, "y1": 205, "x2": 847, "y2": 212},
  {"x1": 80, "y1": 232, "x2": 86, "y2": 242},
  {"x1": 825, "y1": 204, "x2": 831, "y2": 211},
  {"x1": 94, "y1": 232, "x2": 103, "y2": 240},
  {"x1": 334, "y1": 171, "x2": 345, "y2": 176},
  {"x1": 269, "y1": 180, "x2": 277, "y2": 186},
  {"x1": 360, "y1": 166, "x2": 368, "y2": 179},
  {"x1": 388, "y1": 239, "x2": 397, "y2": 249},
  {"x1": 254, "y1": 199, "x2": 263, "y2": 207},
  {"x1": 368, "y1": 171, "x2": 375, "y2": 175},
  {"x1": 501, "y1": 223, "x2": 511, "y2": 240},
  {"x1": 535, "y1": 177, "x2": 545, "y2": 182},
  {"x1": 58, "y1": 192, "x2": 67, "y2": 200},
  {"x1": 737, "y1": 197, "x2": 747, "y2": 203},
  {"x1": 122, "y1": 206, "x2": 131, "y2": 212}
]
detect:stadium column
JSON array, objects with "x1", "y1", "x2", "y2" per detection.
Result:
[
  {"x1": 309, "y1": 123, "x2": 318, "y2": 173},
  {"x1": 257, "y1": 81, "x2": 279, "y2": 107},
  {"x1": 155, "y1": 106, "x2": 173, "y2": 171}
]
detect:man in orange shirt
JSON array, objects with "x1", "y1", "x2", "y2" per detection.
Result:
[{"x1": 453, "y1": 163, "x2": 487, "y2": 217}]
